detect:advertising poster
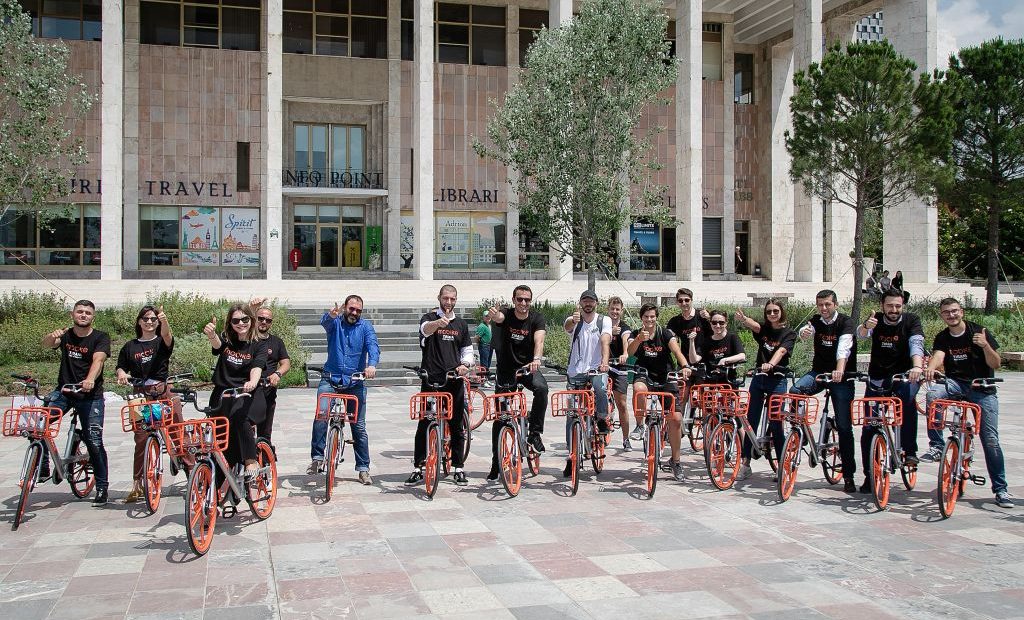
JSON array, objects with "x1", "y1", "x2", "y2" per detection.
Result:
[
  {"x1": 400, "y1": 214, "x2": 414, "y2": 269},
  {"x1": 221, "y1": 208, "x2": 260, "y2": 253},
  {"x1": 630, "y1": 221, "x2": 660, "y2": 271},
  {"x1": 181, "y1": 207, "x2": 218, "y2": 251},
  {"x1": 223, "y1": 253, "x2": 260, "y2": 266},
  {"x1": 437, "y1": 215, "x2": 469, "y2": 266}
]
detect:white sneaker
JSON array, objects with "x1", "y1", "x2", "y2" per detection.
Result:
[
  {"x1": 736, "y1": 464, "x2": 752, "y2": 481},
  {"x1": 919, "y1": 445, "x2": 943, "y2": 463},
  {"x1": 629, "y1": 423, "x2": 645, "y2": 441},
  {"x1": 622, "y1": 438, "x2": 633, "y2": 452}
]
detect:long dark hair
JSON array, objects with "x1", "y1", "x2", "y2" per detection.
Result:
[
  {"x1": 134, "y1": 305, "x2": 162, "y2": 339},
  {"x1": 224, "y1": 304, "x2": 257, "y2": 345}
]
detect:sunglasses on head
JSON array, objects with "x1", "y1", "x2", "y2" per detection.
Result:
[
  {"x1": 230, "y1": 316, "x2": 251, "y2": 325},
  {"x1": 257, "y1": 317, "x2": 273, "y2": 324}
]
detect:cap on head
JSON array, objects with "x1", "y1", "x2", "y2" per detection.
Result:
[{"x1": 580, "y1": 289, "x2": 598, "y2": 302}]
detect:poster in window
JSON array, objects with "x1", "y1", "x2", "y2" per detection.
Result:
[
  {"x1": 181, "y1": 251, "x2": 218, "y2": 266},
  {"x1": 223, "y1": 252, "x2": 260, "y2": 266},
  {"x1": 629, "y1": 221, "x2": 660, "y2": 271},
  {"x1": 180, "y1": 207, "x2": 219, "y2": 252},
  {"x1": 221, "y1": 208, "x2": 260, "y2": 252},
  {"x1": 400, "y1": 214, "x2": 414, "y2": 269},
  {"x1": 436, "y1": 215, "x2": 469, "y2": 266}
]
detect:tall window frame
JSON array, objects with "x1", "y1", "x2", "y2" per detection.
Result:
[
  {"x1": 283, "y1": 0, "x2": 388, "y2": 58},
  {"x1": 292, "y1": 123, "x2": 367, "y2": 183},
  {"x1": 17, "y1": 0, "x2": 101, "y2": 41},
  {"x1": 518, "y1": 9, "x2": 546, "y2": 67},
  {"x1": 0, "y1": 205, "x2": 101, "y2": 268},
  {"x1": 139, "y1": 0, "x2": 261, "y2": 51}
]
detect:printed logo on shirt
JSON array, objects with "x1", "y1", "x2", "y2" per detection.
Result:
[
  {"x1": 948, "y1": 345, "x2": 971, "y2": 364},
  {"x1": 133, "y1": 348, "x2": 155, "y2": 366},
  {"x1": 641, "y1": 343, "x2": 664, "y2": 357},
  {"x1": 65, "y1": 343, "x2": 89, "y2": 359},
  {"x1": 761, "y1": 339, "x2": 779, "y2": 353},
  {"x1": 436, "y1": 327, "x2": 461, "y2": 341},
  {"x1": 878, "y1": 334, "x2": 900, "y2": 349},
  {"x1": 224, "y1": 348, "x2": 253, "y2": 366},
  {"x1": 508, "y1": 328, "x2": 529, "y2": 342},
  {"x1": 818, "y1": 333, "x2": 837, "y2": 348},
  {"x1": 708, "y1": 344, "x2": 728, "y2": 360}
]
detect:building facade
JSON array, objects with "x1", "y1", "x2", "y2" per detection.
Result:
[{"x1": 0, "y1": 0, "x2": 938, "y2": 283}]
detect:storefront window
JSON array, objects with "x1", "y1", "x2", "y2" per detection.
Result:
[
  {"x1": 139, "y1": 206, "x2": 259, "y2": 268},
  {"x1": 291, "y1": 204, "x2": 366, "y2": 270},
  {"x1": 435, "y1": 212, "x2": 505, "y2": 270},
  {"x1": 518, "y1": 226, "x2": 549, "y2": 271},
  {"x1": 140, "y1": 205, "x2": 180, "y2": 266},
  {"x1": 0, "y1": 206, "x2": 101, "y2": 267}
]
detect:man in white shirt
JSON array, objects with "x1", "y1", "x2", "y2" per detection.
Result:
[{"x1": 561, "y1": 289, "x2": 612, "y2": 477}]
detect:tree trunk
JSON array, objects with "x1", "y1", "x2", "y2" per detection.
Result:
[
  {"x1": 985, "y1": 194, "x2": 1000, "y2": 313},
  {"x1": 851, "y1": 197, "x2": 866, "y2": 325},
  {"x1": 588, "y1": 266, "x2": 596, "y2": 293}
]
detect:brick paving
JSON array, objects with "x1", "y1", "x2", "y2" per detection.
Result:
[{"x1": 1, "y1": 378, "x2": 1021, "y2": 619}]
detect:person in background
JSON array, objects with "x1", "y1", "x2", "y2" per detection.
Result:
[{"x1": 475, "y1": 311, "x2": 493, "y2": 382}]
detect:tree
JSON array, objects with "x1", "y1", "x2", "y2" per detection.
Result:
[
  {"x1": 474, "y1": 0, "x2": 677, "y2": 291},
  {"x1": 941, "y1": 38, "x2": 1024, "y2": 313},
  {"x1": 0, "y1": 0, "x2": 94, "y2": 227},
  {"x1": 786, "y1": 41, "x2": 954, "y2": 322}
]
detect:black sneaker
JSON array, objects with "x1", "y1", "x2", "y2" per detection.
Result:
[
  {"x1": 405, "y1": 469, "x2": 424, "y2": 484},
  {"x1": 486, "y1": 463, "x2": 499, "y2": 480},
  {"x1": 529, "y1": 433, "x2": 546, "y2": 453},
  {"x1": 596, "y1": 419, "x2": 610, "y2": 434},
  {"x1": 92, "y1": 488, "x2": 108, "y2": 506},
  {"x1": 843, "y1": 480, "x2": 857, "y2": 493},
  {"x1": 562, "y1": 459, "x2": 573, "y2": 478},
  {"x1": 453, "y1": 470, "x2": 468, "y2": 486},
  {"x1": 37, "y1": 464, "x2": 51, "y2": 482},
  {"x1": 904, "y1": 454, "x2": 919, "y2": 467},
  {"x1": 859, "y1": 479, "x2": 872, "y2": 494}
]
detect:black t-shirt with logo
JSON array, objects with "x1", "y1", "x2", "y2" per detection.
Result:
[
  {"x1": 700, "y1": 333, "x2": 744, "y2": 366},
  {"x1": 868, "y1": 312, "x2": 924, "y2": 378},
  {"x1": 666, "y1": 313, "x2": 711, "y2": 364},
  {"x1": 261, "y1": 334, "x2": 290, "y2": 375},
  {"x1": 496, "y1": 307, "x2": 546, "y2": 371},
  {"x1": 635, "y1": 327, "x2": 678, "y2": 384},
  {"x1": 609, "y1": 320, "x2": 634, "y2": 361},
  {"x1": 212, "y1": 334, "x2": 267, "y2": 389},
  {"x1": 420, "y1": 311, "x2": 471, "y2": 383},
  {"x1": 932, "y1": 321, "x2": 998, "y2": 381},
  {"x1": 753, "y1": 323, "x2": 797, "y2": 368},
  {"x1": 57, "y1": 329, "x2": 111, "y2": 399},
  {"x1": 810, "y1": 313, "x2": 856, "y2": 373},
  {"x1": 117, "y1": 336, "x2": 174, "y2": 382}
]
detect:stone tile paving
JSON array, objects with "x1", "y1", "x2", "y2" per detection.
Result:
[{"x1": 1, "y1": 377, "x2": 1021, "y2": 619}]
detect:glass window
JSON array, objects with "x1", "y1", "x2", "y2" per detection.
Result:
[
  {"x1": 735, "y1": 53, "x2": 754, "y2": 104},
  {"x1": 318, "y1": 205, "x2": 341, "y2": 223},
  {"x1": 1, "y1": 206, "x2": 100, "y2": 267},
  {"x1": 470, "y1": 213, "x2": 505, "y2": 269},
  {"x1": 702, "y1": 217, "x2": 723, "y2": 272},
  {"x1": 664, "y1": 20, "x2": 676, "y2": 58},
  {"x1": 284, "y1": 11, "x2": 314, "y2": 54},
  {"x1": 19, "y1": 0, "x2": 102, "y2": 40},
  {"x1": 629, "y1": 222, "x2": 661, "y2": 271},
  {"x1": 294, "y1": 124, "x2": 309, "y2": 171},
  {"x1": 311, "y1": 125, "x2": 328, "y2": 177},
  {"x1": 518, "y1": 226, "x2": 549, "y2": 271},
  {"x1": 294, "y1": 204, "x2": 317, "y2": 223},
  {"x1": 285, "y1": 1, "x2": 387, "y2": 58},
  {"x1": 519, "y1": 9, "x2": 546, "y2": 67},
  {"x1": 293, "y1": 123, "x2": 367, "y2": 186},
  {"x1": 436, "y1": 4, "x2": 506, "y2": 66},
  {"x1": 702, "y1": 29, "x2": 722, "y2": 81},
  {"x1": 435, "y1": 212, "x2": 506, "y2": 270},
  {"x1": 140, "y1": 1, "x2": 181, "y2": 46},
  {"x1": 437, "y1": 3, "x2": 468, "y2": 23},
  {"x1": 472, "y1": 26, "x2": 504, "y2": 66},
  {"x1": 351, "y1": 0, "x2": 384, "y2": 17},
  {"x1": 222, "y1": 7, "x2": 260, "y2": 51},
  {"x1": 401, "y1": 18, "x2": 413, "y2": 60},
  {"x1": 139, "y1": 1, "x2": 260, "y2": 50},
  {"x1": 351, "y1": 16, "x2": 386, "y2": 58}
]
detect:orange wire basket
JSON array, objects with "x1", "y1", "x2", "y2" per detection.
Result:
[
  {"x1": 632, "y1": 391, "x2": 676, "y2": 417},
  {"x1": 315, "y1": 393, "x2": 360, "y2": 423},
  {"x1": 409, "y1": 392, "x2": 453, "y2": 420},
  {"x1": 484, "y1": 392, "x2": 527, "y2": 421},
  {"x1": 2, "y1": 407, "x2": 62, "y2": 440},
  {"x1": 703, "y1": 389, "x2": 750, "y2": 418},
  {"x1": 767, "y1": 394, "x2": 820, "y2": 425},
  {"x1": 926, "y1": 399, "x2": 981, "y2": 433},
  {"x1": 164, "y1": 418, "x2": 228, "y2": 457},
  {"x1": 120, "y1": 399, "x2": 175, "y2": 432},
  {"x1": 550, "y1": 390, "x2": 595, "y2": 417},
  {"x1": 851, "y1": 397, "x2": 903, "y2": 426}
]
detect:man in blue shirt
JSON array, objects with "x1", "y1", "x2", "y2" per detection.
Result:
[{"x1": 309, "y1": 294, "x2": 380, "y2": 484}]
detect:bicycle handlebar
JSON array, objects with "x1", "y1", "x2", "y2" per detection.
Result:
[
  {"x1": 814, "y1": 371, "x2": 867, "y2": 383},
  {"x1": 494, "y1": 365, "x2": 533, "y2": 393},
  {"x1": 745, "y1": 367, "x2": 793, "y2": 378},
  {"x1": 403, "y1": 365, "x2": 460, "y2": 389},
  {"x1": 308, "y1": 366, "x2": 367, "y2": 389}
]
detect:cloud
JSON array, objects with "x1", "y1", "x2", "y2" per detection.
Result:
[{"x1": 937, "y1": 0, "x2": 1024, "y2": 68}]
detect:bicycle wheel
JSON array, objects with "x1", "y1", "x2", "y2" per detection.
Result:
[
  {"x1": 247, "y1": 440, "x2": 278, "y2": 519},
  {"x1": 707, "y1": 422, "x2": 740, "y2": 490},
  {"x1": 441, "y1": 420, "x2": 452, "y2": 477},
  {"x1": 461, "y1": 414, "x2": 472, "y2": 465},
  {"x1": 525, "y1": 421, "x2": 540, "y2": 476},
  {"x1": 67, "y1": 435, "x2": 95, "y2": 498},
  {"x1": 142, "y1": 435, "x2": 163, "y2": 513},
  {"x1": 14, "y1": 443, "x2": 42, "y2": 530},
  {"x1": 569, "y1": 420, "x2": 581, "y2": 496},
  {"x1": 702, "y1": 414, "x2": 718, "y2": 469},
  {"x1": 688, "y1": 409, "x2": 704, "y2": 452},
  {"x1": 777, "y1": 430, "x2": 801, "y2": 502},
  {"x1": 870, "y1": 433, "x2": 890, "y2": 510},
  {"x1": 960, "y1": 433, "x2": 973, "y2": 495},
  {"x1": 469, "y1": 388, "x2": 487, "y2": 431},
  {"x1": 591, "y1": 421, "x2": 605, "y2": 474},
  {"x1": 900, "y1": 454, "x2": 917, "y2": 491},
  {"x1": 324, "y1": 426, "x2": 340, "y2": 502},
  {"x1": 185, "y1": 462, "x2": 217, "y2": 556},
  {"x1": 820, "y1": 419, "x2": 843, "y2": 485},
  {"x1": 498, "y1": 425, "x2": 521, "y2": 497},
  {"x1": 646, "y1": 422, "x2": 660, "y2": 498},
  {"x1": 937, "y1": 438, "x2": 960, "y2": 519},
  {"x1": 425, "y1": 422, "x2": 440, "y2": 498},
  {"x1": 764, "y1": 427, "x2": 778, "y2": 473}
]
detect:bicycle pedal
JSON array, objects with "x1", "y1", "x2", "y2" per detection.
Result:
[
  {"x1": 345, "y1": 439, "x2": 353, "y2": 445},
  {"x1": 221, "y1": 504, "x2": 237, "y2": 519},
  {"x1": 971, "y1": 475, "x2": 987, "y2": 486}
]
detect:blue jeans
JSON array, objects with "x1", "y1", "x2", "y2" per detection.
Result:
[
  {"x1": 478, "y1": 343, "x2": 493, "y2": 372},
  {"x1": 42, "y1": 391, "x2": 108, "y2": 490},
  {"x1": 311, "y1": 379, "x2": 369, "y2": 472},
  {"x1": 565, "y1": 373, "x2": 608, "y2": 451},
  {"x1": 743, "y1": 374, "x2": 787, "y2": 461},
  {"x1": 861, "y1": 377, "x2": 920, "y2": 473},
  {"x1": 791, "y1": 372, "x2": 857, "y2": 480},
  {"x1": 925, "y1": 379, "x2": 1007, "y2": 494}
]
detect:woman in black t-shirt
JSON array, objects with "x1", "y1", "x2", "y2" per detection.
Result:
[
  {"x1": 115, "y1": 304, "x2": 185, "y2": 503},
  {"x1": 203, "y1": 304, "x2": 266, "y2": 475},
  {"x1": 691, "y1": 310, "x2": 746, "y2": 386},
  {"x1": 734, "y1": 300, "x2": 796, "y2": 480}
]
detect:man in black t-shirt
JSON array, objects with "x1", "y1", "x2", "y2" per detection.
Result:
[
  {"x1": 665, "y1": 287, "x2": 711, "y2": 366},
  {"x1": 407, "y1": 284, "x2": 474, "y2": 486},
  {"x1": 923, "y1": 298, "x2": 1012, "y2": 508},
  {"x1": 606, "y1": 297, "x2": 636, "y2": 450},
  {"x1": 40, "y1": 299, "x2": 111, "y2": 506},
  {"x1": 791, "y1": 290, "x2": 859, "y2": 492},
  {"x1": 856, "y1": 289, "x2": 924, "y2": 492},
  {"x1": 484, "y1": 284, "x2": 548, "y2": 479},
  {"x1": 251, "y1": 301, "x2": 291, "y2": 447}
]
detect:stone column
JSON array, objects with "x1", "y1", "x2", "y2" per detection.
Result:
[
  {"x1": 100, "y1": 1, "x2": 123, "y2": 280},
  {"x1": 122, "y1": 1, "x2": 139, "y2": 272},
  {"x1": 675, "y1": 0, "x2": 703, "y2": 280},
  {"x1": 722, "y1": 20, "x2": 736, "y2": 276},
  {"x1": 882, "y1": 0, "x2": 938, "y2": 284},
  {"x1": 506, "y1": 4, "x2": 520, "y2": 275},
  {"x1": 265, "y1": 0, "x2": 283, "y2": 280},
  {"x1": 824, "y1": 14, "x2": 859, "y2": 282},
  {"x1": 413, "y1": 0, "x2": 434, "y2": 280},
  {"x1": 386, "y1": 0, "x2": 402, "y2": 272},
  {"x1": 792, "y1": 0, "x2": 823, "y2": 282},
  {"x1": 548, "y1": 0, "x2": 573, "y2": 280},
  {"x1": 768, "y1": 41, "x2": 795, "y2": 281}
]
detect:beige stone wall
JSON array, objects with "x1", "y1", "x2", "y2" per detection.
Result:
[
  {"x1": 702, "y1": 80, "x2": 725, "y2": 217},
  {"x1": 66, "y1": 41, "x2": 102, "y2": 202},
  {"x1": 734, "y1": 103, "x2": 759, "y2": 221}
]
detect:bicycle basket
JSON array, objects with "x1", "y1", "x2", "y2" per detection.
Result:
[
  {"x1": 483, "y1": 392, "x2": 527, "y2": 421},
  {"x1": 692, "y1": 383, "x2": 731, "y2": 408},
  {"x1": 2, "y1": 407, "x2": 62, "y2": 439},
  {"x1": 410, "y1": 392, "x2": 453, "y2": 420},
  {"x1": 315, "y1": 393, "x2": 359, "y2": 423},
  {"x1": 120, "y1": 398, "x2": 175, "y2": 432},
  {"x1": 851, "y1": 397, "x2": 903, "y2": 426},
  {"x1": 926, "y1": 399, "x2": 981, "y2": 433},
  {"x1": 703, "y1": 389, "x2": 750, "y2": 418},
  {"x1": 767, "y1": 394, "x2": 820, "y2": 425},
  {"x1": 550, "y1": 390, "x2": 595, "y2": 417},
  {"x1": 165, "y1": 418, "x2": 228, "y2": 456},
  {"x1": 632, "y1": 391, "x2": 676, "y2": 417}
]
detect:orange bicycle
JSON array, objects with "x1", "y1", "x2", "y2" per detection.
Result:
[
  {"x1": 406, "y1": 366, "x2": 458, "y2": 498},
  {"x1": 851, "y1": 384, "x2": 915, "y2": 511},
  {"x1": 767, "y1": 393, "x2": 820, "y2": 502},
  {"x1": 704, "y1": 388, "x2": 752, "y2": 490},
  {"x1": 548, "y1": 366, "x2": 601, "y2": 496}
]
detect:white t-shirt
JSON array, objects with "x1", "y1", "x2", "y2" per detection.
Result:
[{"x1": 568, "y1": 314, "x2": 612, "y2": 377}]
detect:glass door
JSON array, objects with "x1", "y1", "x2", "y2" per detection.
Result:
[{"x1": 318, "y1": 225, "x2": 339, "y2": 269}]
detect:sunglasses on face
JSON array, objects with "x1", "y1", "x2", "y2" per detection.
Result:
[
  {"x1": 711, "y1": 320, "x2": 726, "y2": 325},
  {"x1": 257, "y1": 317, "x2": 273, "y2": 324},
  {"x1": 676, "y1": 298, "x2": 691, "y2": 304},
  {"x1": 230, "y1": 316, "x2": 251, "y2": 325},
  {"x1": 515, "y1": 297, "x2": 532, "y2": 303},
  {"x1": 766, "y1": 309, "x2": 781, "y2": 315},
  {"x1": 140, "y1": 316, "x2": 159, "y2": 323}
]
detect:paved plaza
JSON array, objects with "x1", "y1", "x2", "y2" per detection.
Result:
[{"x1": 1, "y1": 378, "x2": 1022, "y2": 620}]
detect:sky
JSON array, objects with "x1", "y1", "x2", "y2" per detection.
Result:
[{"x1": 936, "y1": 0, "x2": 1024, "y2": 68}]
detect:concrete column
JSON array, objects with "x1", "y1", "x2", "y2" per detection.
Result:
[
  {"x1": 386, "y1": 0, "x2": 402, "y2": 272},
  {"x1": 882, "y1": 0, "x2": 938, "y2": 284},
  {"x1": 792, "y1": 0, "x2": 823, "y2": 282},
  {"x1": 617, "y1": 224, "x2": 630, "y2": 276},
  {"x1": 722, "y1": 21, "x2": 736, "y2": 276},
  {"x1": 548, "y1": 0, "x2": 573, "y2": 280},
  {"x1": 505, "y1": 5, "x2": 520, "y2": 274},
  {"x1": 413, "y1": 0, "x2": 434, "y2": 280},
  {"x1": 265, "y1": 0, "x2": 283, "y2": 280},
  {"x1": 824, "y1": 14, "x2": 859, "y2": 282},
  {"x1": 768, "y1": 41, "x2": 795, "y2": 281},
  {"x1": 675, "y1": 0, "x2": 703, "y2": 280},
  {"x1": 122, "y1": 1, "x2": 139, "y2": 271},
  {"x1": 100, "y1": 1, "x2": 123, "y2": 280}
]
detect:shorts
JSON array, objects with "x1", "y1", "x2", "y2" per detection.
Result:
[{"x1": 609, "y1": 371, "x2": 629, "y2": 395}]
